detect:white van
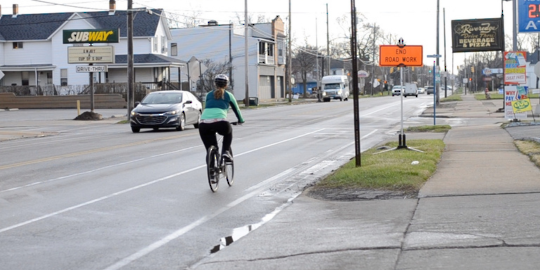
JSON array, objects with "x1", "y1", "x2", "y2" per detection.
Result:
[
  {"x1": 403, "y1": 83, "x2": 418, "y2": 98},
  {"x1": 321, "y1": 75, "x2": 350, "y2": 102}
]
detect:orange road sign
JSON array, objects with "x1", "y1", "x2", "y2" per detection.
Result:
[{"x1": 379, "y1": 45, "x2": 423, "y2": 67}]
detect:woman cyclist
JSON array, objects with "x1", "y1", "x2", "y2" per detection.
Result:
[{"x1": 199, "y1": 74, "x2": 244, "y2": 163}]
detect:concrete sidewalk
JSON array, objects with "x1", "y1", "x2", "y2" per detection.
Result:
[{"x1": 192, "y1": 95, "x2": 540, "y2": 270}]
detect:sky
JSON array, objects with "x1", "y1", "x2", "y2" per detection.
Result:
[{"x1": 3, "y1": 0, "x2": 523, "y2": 74}]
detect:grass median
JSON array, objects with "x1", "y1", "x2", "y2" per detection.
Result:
[{"x1": 310, "y1": 126, "x2": 448, "y2": 199}]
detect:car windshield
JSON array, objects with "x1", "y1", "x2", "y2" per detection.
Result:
[
  {"x1": 141, "y1": 93, "x2": 183, "y2": 104},
  {"x1": 324, "y1": 83, "x2": 341, "y2": 90}
]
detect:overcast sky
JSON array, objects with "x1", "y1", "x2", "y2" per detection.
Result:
[{"x1": 5, "y1": 0, "x2": 525, "y2": 73}]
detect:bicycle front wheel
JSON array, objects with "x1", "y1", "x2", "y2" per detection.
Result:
[
  {"x1": 207, "y1": 146, "x2": 219, "y2": 192},
  {"x1": 225, "y1": 148, "x2": 234, "y2": 186}
]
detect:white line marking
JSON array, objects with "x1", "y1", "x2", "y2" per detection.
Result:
[
  {"x1": 0, "y1": 129, "x2": 326, "y2": 234},
  {"x1": 1, "y1": 146, "x2": 201, "y2": 193}
]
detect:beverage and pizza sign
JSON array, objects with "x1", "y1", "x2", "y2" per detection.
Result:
[{"x1": 451, "y1": 18, "x2": 504, "y2": 53}]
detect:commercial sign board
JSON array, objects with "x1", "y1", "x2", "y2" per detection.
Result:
[
  {"x1": 504, "y1": 51, "x2": 527, "y2": 85},
  {"x1": 68, "y1": 46, "x2": 115, "y2": 64},
  {"x1": 76, "y1": 65, "x2": 108, "y2": 73},
  {"x1": 63, "y1": 29, "x2": 119, "y2": 44},
  {"x1": 379, "y1": 45, "x2": 423, "y2": 67},
  {"x1": 451, "y1": 18, "x2": 504, "y2": 52},
  {"x1": 505, "y1": 86, "x2": 529, "y2": 119},
  {"x1": 518, "y1": 0, "x2": 540, "y2": 33}
]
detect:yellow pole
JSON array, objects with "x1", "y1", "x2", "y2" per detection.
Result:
[{"x1": 77, "y1": 100, "x2": 80, "y2": 116}]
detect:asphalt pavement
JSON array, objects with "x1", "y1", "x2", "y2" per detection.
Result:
[
  {"x1": 191, "y1": 95, "x2": 540, "y2": 270},
  {"x1": 2, "y1": 96, "x2": 540, "y2": 269}
]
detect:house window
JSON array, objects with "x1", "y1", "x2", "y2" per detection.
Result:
[
  {"x1": 13, "y1": 42, "x2": 23, "y2": 49},
  {"x1": 161, "y1": 36, "x2": 167, "y2": 53},
  {"x1": 22, "y1": 71, "x2": 29, "y2": 86},
  {"x1": 267, "y1": 44, "x2": 274, "y2": 57},
  {"x1": 278, "y1": 42, "x2": 284, "y2": 57},
  {"x1": 61, "y1": 69, "x2": 68, "y2": 86},
  {"x1": 153, "y1": 37, "x2": 158, "y2": 52},
  {"x1": 171, "y1": 43, "x2": 178, "y2": 56},
  {"x1": 259, "y1": 42, "x2": 266, "y2": 54}
]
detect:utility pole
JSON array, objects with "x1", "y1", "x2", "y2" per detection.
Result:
[
  {"x1": 370, "y1": 23, "x2": 376, "y2": 96},
  {"x1": 350, "y1": 0, "x2": 361, "y2": 167},
  {"x1": 288, "y1": 0, "x2": 292, "y2": 102},
  {"x1": 326, "y1": 3, "x2": 330, "y2": 76},
  {"x1": 443, "y1": 8, "x2": 447, "y2": 98},
  {"x1": 127, "y1": 0, "x2": 134, "y2": 117},
  {"x1": 436, "y1": 0, "x2": 440, "y2": 104},
  {"x1": 244, "y1": 0, "x2": 249, "y2": 107}
]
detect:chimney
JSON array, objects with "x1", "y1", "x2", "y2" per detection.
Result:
[
  {"x1": 12, "y1": 4, "x2": 18, "y2": 18},
  {"x1": 109, "y1": 0, "x2": 116, "y2": 15}
]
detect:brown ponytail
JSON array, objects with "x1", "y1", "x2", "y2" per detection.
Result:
[{"x1": 214, "y1": 88, "x2": 225, "y2": 99}]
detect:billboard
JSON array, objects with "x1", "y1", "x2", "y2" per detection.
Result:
[
  {"x1": 518, "y1": 0, "x2": 540, "y2": 33},
  {"x1": 504, "y1": 51, "x2": 527, "y2": 85},
  {"x1": 63, "y1": 29, "x2": 119, "y2": 44},
  {"x1": 451, "y1": 18, "x2": 504, "y2": 53}
]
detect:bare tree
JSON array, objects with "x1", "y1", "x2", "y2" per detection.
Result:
[
  {"x1": 292, "y1": 45, "x2": 318, "y2": 98},
  {"x1": 165, "y1": 10, "x2": 203, "y2": 28},
  {"x1": 197, "y1": 60, "x2": 233, "y2": 97}
]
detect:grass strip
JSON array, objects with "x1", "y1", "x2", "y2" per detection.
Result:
[
  {"x1": 515, "y1": 140, "x2": 540, "y2": 168},
  {"x1": 405, "y1": 125, "x2": 451, "y2": 133},
  {"x1": 315, "y1": 139, "x2": 445, "y2": 192}
]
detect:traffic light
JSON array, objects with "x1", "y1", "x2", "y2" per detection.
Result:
[
  {"x1": 469, "y1": 78, "x2": 472, "y2": 81},
  {"x1": 471, "y1": 66, "x2": 475, "y2": 72},
  {"x1": 429, "y1": 69, "x2": 431, "y2": 73}
]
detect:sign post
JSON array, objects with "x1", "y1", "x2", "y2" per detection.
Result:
[
  {"x1": 428, "y1": 54, "x2": 442, "y2": 125},
  {"x1": 63, "y1": 29, "x2": 119, "y2": 112},
  {"x1": 378, "y1": 39, "x2": 423, "y2": 152}
]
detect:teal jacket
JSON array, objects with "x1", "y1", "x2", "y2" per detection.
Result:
[{"x1": 201, "y1": 90, "x2": 244, "y2": 123}]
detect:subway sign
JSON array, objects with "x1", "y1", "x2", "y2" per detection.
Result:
[{"x1": 63, "y1": 29, "x2": 119, "y2": 44}]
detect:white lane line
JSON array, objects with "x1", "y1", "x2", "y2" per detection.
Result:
[
  {"x1": 0, "y1": 146, "x2": 201, "y2": 194},
  {"x1": 244, "y1": 168, "x2": 295, "y2": 192},
  {"x1": 0, "y1": 166, "x2": 202, "y2": 234},
  {"x1": 0, "y1": 129, "x2": 326, "y2": 234},
  {"x1": 104, "y1": 190, "x2": 302, "y2": 270}
]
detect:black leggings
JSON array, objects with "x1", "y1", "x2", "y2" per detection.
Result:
[{"x1": 199, "y1": 121, "x2": 233, "y2": 157}]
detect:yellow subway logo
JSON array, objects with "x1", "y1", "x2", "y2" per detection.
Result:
[{"x1": 63, "y1": 29, "x2": 119, "y2": 44}]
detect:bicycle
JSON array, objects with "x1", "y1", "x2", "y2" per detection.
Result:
[{"x1": 206, "y1": 122, "x2": 238, "y2": 192}]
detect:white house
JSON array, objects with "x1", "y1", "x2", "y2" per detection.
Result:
[
  {"x1": 169, "y1": 16, "x2": 287, "y2": 102},
  {"x1": 0, "y1": 1, "x2": 185, "y2": 96}
]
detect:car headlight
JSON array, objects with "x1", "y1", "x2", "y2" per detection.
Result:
[
  {"x1": 131, "y1": 111, "x2": 139, "y2": 117},
  {"x1": 338, "y1": 90, "x2": 342, "y2": 95},
  {"x1": 164, "y1": 110, "x2": 178, "y2": 116},
  {"x1": 322, "y1": 92, "x2": 326, "y2": 96}
]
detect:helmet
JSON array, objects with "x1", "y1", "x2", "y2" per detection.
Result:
[{"x1": 214, "y1": 74, "x2": 229, "y2": 88}]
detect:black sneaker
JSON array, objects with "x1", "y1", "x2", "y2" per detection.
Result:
[{"x1": 222, "y1": 151, "x2": 233, "y2": 163}]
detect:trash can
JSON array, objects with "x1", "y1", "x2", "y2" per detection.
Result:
[{"x1": 249, "y1": 97, "x2": 258, "y2": 106}]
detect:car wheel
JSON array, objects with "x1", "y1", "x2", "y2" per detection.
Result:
[
  {"x1": 131, "y1": 126, "x2": 140, "y2": 133},
  {"x1": 176, "y1": 113, "x2": 186, "y2": 131},
  {"x1": 193, "y1": 111, "x2": 201, "y2": 129}
]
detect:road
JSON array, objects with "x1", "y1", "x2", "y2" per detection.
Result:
[{"x1": 0, "y1": 94, "x2": 445, "y2": 269}]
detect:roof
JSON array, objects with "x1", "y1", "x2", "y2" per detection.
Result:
[
  {"x1": 0, "y1": 13, "x2": 74, "y2": 41},
  {"x1": 112, "y1": 54, "x2": 186, "y2": 67},
  {"x1": 0, "y1": 9, "x2": 165, "y2": 41}
]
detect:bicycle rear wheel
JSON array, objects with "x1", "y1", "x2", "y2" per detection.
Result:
[
  {"x1": 225, "y1": 148, "x2": 234, "y2": 186},
  {"x1": 207, "y1": 146, "x2": 219, "y2": 192}
]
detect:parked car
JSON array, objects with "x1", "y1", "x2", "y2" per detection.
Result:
[
  {"x1": 130, "y1": 90, "x2": 202, "y2": 133},
  {"x1": 426, "y1": 86, "x2": 435, "y2": 95},
  {"x1": 417, "y1": 87, "x2": 426, "y2": 94},
  {"x1": 391, "y1": 85, "x2": 402, "y2": 96}
]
